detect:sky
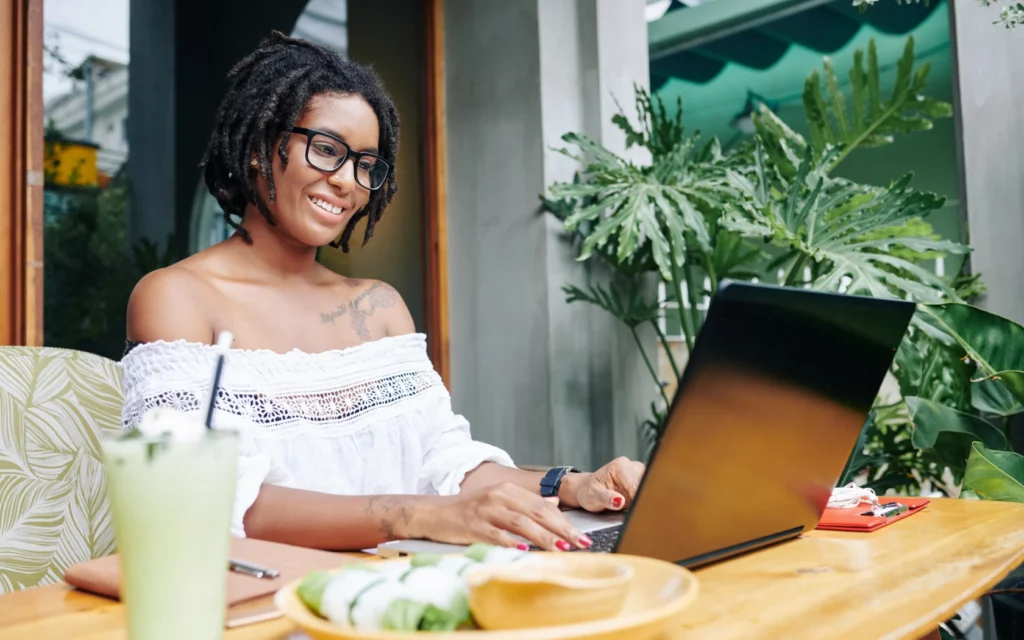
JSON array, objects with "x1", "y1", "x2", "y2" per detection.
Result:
[{"x1": 43, "y1": 0, "x2": 129, "y2": 102}]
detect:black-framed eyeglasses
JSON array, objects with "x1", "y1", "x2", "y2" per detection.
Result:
[{"x1": 291, "y1": 127, "x2": 390, "y2": 191}]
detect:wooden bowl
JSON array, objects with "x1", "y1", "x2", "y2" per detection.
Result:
[
  {"x1": 464, "y1": 555, "x2": 633, "y2": 630},
  {"x1": 273, "y1": 552, "x2": 699, "y2": 640}
]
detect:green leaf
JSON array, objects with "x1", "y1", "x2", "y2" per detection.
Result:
[
  {"x1": 296, "y1": 571, "x2": 334, "y2": 618},
  {"x1": 906, "y1": 396, "x2": 1009, "y2": 481},
  {"x1": 381, "y1": 599, "x2": 430, "y2": 631},
  {"x1": 721, "y1": 143, "x2": 967, "y2": 302},
  {"x1": 951, "y1": 270, "x2": 987, "y2": 303},
  {"x1": 918, "y1": 303, "x2": 1024, "y2": 405},
  {"x1": 463, "y1": 543, "x2": 492, "y2": 563},
  {"x1": 706, "y1": 228, "x2": 766, "y2": 284},
  {"x1": 418, "y1": 603, "x2": 466, "y2": 632},
  {"x1": 972, "y1": 378, "x2": 1024, "y2": 417},
  {"x1": 798, "y1": 37, "x2": 952, "y2": 168},
  {"x1": 562, "y1": 280, "x2": 659, "y2": 329},
  {"x1": 893, "y1": 324, "x2": 972, "y2": 411},
  {"x1": 547, "y1": 87, "x2": 734, "y2": 281},
  {"x1": 838, "y1": 412, "x2": 884, "y2": 486},
  {"x1": 963, "y1": 442, "x2": 1024, "y2": 502},
  {"x1": 409, "y1": 553, "x2": 442, "y2": 568}
]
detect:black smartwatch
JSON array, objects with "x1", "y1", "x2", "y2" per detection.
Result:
[{"x1": 539, "y1": 465, "x2": 579, "y2": 498}]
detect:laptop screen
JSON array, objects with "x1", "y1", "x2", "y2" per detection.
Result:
[{"x1": 615, "y1": 281, "x2": 915, "y2": 566}]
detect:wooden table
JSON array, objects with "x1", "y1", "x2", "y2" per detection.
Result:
[{"x1": 2, "y1": 498, "x2": 1023, "y2": 640}]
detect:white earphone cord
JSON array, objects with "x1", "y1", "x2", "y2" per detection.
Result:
[{"x1": 828, "y1": 482, "x2": 881, "y2": 509}]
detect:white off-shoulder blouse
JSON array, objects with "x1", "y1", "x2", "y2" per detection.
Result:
[{"x1": 118, "y1": 333, "x2": 516, "y2": 537}]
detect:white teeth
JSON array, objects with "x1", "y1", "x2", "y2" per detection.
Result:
[{"x1": 310, "y1": 196, "x2": 342, "y2": 215}]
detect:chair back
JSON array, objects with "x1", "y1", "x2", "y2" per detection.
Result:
[{"x1": 0, "y1": 347, "x2": 123, "y2": 593}]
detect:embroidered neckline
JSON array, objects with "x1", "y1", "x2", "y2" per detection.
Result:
[
  {"x1": 123, "y1": 332, "x2": 427, "y2": 359},
  {"x1": 118, "y1": 332, "x2": 444, "y2": 434}
]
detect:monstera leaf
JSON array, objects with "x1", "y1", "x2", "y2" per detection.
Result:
[
  {"x1": 906, "y1": 396, "x2": 1009, "y2": 482},
  {"x1": 541, "y1": 174, "x2": 657, "y2": 278},
  {"x1": 705, "y1": 228, "x2": 766, "y2": 285},
  {"x1": 802, "y1": 37, "x2": 953, "y2": 169},
  {"x1": 562, "y1": 281, "x2": 659, "y2": 329},
  {"x1": 963, "y1": 442, "x2": 1024, "y2": 503},
  {"x1": 894, "y1": 326, "x2": 973, "y2": 411},
  {"x1": 918, "y1": 303, "x2": 1024, "y2": 406},
  {"x1": 723, "y1": 143, "x2": 967, "y2": 301},
  {"x1": 548, "y1": 88, "x2": 736, "y2": 282},
  {"x1": 972, "y1": 378, "x2": 1024, "y2": 417},
  {"x1": 751, "y1": 37, "x2": 952, "y2": 177},
  {"x1": 549, "y1": 131, "x2": 732, "y2": 281}
]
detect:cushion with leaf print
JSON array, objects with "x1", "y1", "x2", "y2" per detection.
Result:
[{"x1": 0, "y1": 347, "x2": 123, "y2": 593}]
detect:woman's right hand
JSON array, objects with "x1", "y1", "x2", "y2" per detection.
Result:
[{"x1": 414, "y1": 483, "x2": 592, "y2": 552}]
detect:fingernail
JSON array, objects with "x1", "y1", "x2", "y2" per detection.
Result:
[
  {"x1": 516, "y1": 543, "x2": 530, "y2": 551},
  {"x1": 555, "y1": 539, "x2": 571, "y2": 552},
  {"x1": 578, "y1": 535, "x2": 592, "y2": 548},
  {"x1": 612, "y1": 496, "x2": 624, "y2": 509}
]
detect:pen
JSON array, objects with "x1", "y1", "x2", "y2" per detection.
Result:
[{"x1": 228, "y1": 558, "x2": 280, "y2": 579}]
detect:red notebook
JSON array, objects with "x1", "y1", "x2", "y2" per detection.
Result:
[{"x1": 816, "y1": 497, "x2": 930, "y2": 532}]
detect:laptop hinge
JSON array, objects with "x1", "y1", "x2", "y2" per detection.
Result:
[{"x1": 676, "y1": 525, "x2": 804, "y2": 568}]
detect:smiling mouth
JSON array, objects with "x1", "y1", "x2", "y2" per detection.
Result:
[{"x1": 309, "y1": 195, "x2": 344, "y2": 216}]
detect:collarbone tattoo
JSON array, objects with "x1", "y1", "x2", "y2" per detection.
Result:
[{"x1": 320, "y1": 282, "x2": 399, "y2": 341}]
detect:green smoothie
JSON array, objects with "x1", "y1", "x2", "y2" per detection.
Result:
[{"x1": 104, "y1": 428, "x2": 238, "y2": 640}]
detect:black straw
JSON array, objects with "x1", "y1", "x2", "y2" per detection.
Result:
[
  {"x1": 204, "y1": 353, "x2": 225, "y2": 430},
  {"x1": 204, "y1": 331, "x2": 234, "y2": 430}
]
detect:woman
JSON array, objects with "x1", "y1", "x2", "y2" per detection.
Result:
[{"x1": 121, "y1": 31, "x2": 645, "y2": 553}]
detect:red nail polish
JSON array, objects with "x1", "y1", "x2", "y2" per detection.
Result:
[
  {"x1": 612, "y1": 496, "x2": 624, "y2": 508},
  {"x1": 516, "y1": 543, "x2": 530, "y2": 551},
  {"x1": 555, "y1": 539, "x2": 571, "y2": 552},
  {"x1": 578, "y1": 535, "x2": 592, "y2": 548}
]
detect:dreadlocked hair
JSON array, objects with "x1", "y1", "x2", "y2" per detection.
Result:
[{"x1": 200, "y1": 30, "x2": 399, "y2": 252}]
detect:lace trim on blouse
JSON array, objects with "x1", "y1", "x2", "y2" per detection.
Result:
[{"x1": 119, "y1": 334, "x2": 449, "y2": 435}]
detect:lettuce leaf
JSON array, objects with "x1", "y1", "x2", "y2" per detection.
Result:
[
  {"x1": 410, "y1": 552, "x2": 443, "y2": 568},
  {"x1": 419, "y1": 603, "x2": 464, "y2": 631},
  {"x1": 381, "y1": 599, "x2": 429, "y2": 631},
  {"x1": 296, "y1": 571, "x2": 335, "y2": 618},
  {"x1": 464, "y1": 543, "x2": 493, "y2": 562}
]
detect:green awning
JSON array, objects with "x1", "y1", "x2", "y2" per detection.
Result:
[{"x1": 649, "y1": 0, "x2": 942, "y2": 90}]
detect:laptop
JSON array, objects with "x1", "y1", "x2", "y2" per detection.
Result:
[{"x1": 377, "y1": 280, "x2": 915, "y2": 567}]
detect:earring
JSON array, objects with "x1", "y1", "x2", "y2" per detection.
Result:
[{"x1": 250, "y1": 158, "x2": 258, "y2": 167}]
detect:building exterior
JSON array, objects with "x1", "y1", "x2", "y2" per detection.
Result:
[{"x1": 44, "y1": 56, "x2": 127, "y2": 178}]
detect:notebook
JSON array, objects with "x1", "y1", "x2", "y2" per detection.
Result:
[
  {"x1": 816, "y1": 497, "x2": 930, "y2": 532},
  {"x1": 64, "y1": 537, "x2": 347, "y2": 607}
]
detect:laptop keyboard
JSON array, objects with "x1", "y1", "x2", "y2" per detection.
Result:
[{"x1": 529, "y1": 525, "x2": 622, "y2": 553}]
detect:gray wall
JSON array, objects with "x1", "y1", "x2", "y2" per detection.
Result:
[
  {"x1": 950, "y1": 0, "x2": 1024, "y2": 323},
  {"x1": 444, "y1": 0, "x2": 654, "y2": 468}
]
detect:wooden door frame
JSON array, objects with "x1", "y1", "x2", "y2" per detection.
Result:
[
  {"x1": 0, "y1": 0, "x2": 43, "y2": 346},
  {"x1": 423, "y1": 0, "x2": 450, "y2": 386}
]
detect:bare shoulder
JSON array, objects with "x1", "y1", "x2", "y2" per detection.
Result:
[
  {"x1": 126, "y1": 264, "x2": 214, "y2": 344},
  {"x1": 332, "y1": 275, "x2": 416, "y2": 338}
]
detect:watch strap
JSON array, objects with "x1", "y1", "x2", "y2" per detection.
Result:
[{"x1": 539, "y1": 465, "x2": 578, "y2": 498}]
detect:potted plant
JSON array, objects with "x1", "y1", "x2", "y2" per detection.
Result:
[{"x1": 543, "y1": 36, "x2": 1024, "y2": 501}]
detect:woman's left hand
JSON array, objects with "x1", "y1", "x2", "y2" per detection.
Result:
[{"x1": 561, "y1": 457, "x2": 646, "y2": 512}]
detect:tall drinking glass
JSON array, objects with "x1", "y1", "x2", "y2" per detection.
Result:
[{"x1": 104, "y1": 422, "x2": 237, "y2": 640}]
